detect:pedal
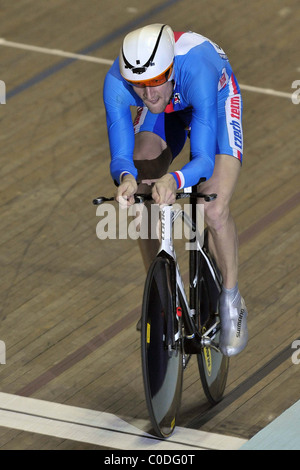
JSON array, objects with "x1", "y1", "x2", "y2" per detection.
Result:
[{"x1": 201, "y1": 336, "x2": 220, "y2": 353}]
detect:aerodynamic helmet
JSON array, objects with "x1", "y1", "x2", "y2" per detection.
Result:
[{"x1": 119, "y1": 24, "x2": 175, "y2": 87}]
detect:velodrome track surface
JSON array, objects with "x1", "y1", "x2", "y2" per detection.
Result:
[{"x1": 0, "y1": 0, "x2": 299, "y2": 450}]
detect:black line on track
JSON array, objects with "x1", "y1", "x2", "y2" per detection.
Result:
[{"x1": 0, "y1": 406, "x2": 209, "y2": 450}]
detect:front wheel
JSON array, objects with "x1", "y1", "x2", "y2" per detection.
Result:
[{"x1": 141, "y1": 254, "x2": 183, "y2": 438}]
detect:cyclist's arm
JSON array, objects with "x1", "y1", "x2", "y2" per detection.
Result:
[
  {"x1": 171, "y1": 59, "x2": 219, "y2": 188},
  {"x1": 103, "y1": 60, "x2": 141, "y2": 185}
]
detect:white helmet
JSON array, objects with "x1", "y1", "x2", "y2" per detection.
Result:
[{"x1": 119, "y1": 24, "x2": 175, "y2": 87}]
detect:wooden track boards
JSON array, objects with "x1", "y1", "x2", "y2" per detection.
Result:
[{"x1": 0, "y1": 0, "x2": 299, "y2": 449}]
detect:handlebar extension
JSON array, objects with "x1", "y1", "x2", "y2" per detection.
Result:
[{"x1": 92, "y1": 192, "x2": 217, "y2": 205}]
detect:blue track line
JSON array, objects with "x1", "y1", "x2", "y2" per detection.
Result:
[{"x1": 6, "y1": 0, "x2": 182, "y2": 100}]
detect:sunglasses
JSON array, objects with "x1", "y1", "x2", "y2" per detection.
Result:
[{"x1": 125, "y1": 64, "x2": 173, "y2": 88}]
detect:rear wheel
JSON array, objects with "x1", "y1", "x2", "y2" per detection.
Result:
[
  {"x1": 197, "y1": 233, "x2": 229, "y2": 404},
  {"x1": 141, "y1": 254, "x2": 183, "y2": 438}
]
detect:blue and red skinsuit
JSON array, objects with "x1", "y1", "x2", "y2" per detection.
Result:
[{"x1": 103, "y1": 31, "x2": 243, "y2": 189}]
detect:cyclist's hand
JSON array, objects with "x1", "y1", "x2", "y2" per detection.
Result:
[
  {"x1": 116, "y1": 174, "x2": 138, "y2": 207},
  {"x1": 152, "y1": 174, "x2": 177, "y2": 205}
]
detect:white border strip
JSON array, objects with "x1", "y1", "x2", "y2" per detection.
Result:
[
  {"x1": 0, "y1": 38, "x2": 114, "y2": 65},
  {"x1": 0, "y1": 392, "x2": 247, "y2": 450},
  {"x1": 0, "y1": 38, "x2": 293, "y2": 100},
  {"x1": 239, "y1": 83, "x2": 291, "y2": 99}
]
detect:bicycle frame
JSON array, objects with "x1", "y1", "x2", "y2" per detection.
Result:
[{"x1": 157, "y1": 197, "x2": 221, "y2": 353}]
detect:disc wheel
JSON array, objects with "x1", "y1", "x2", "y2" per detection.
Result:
[{"x1": 141, "y1": 255, "x2": 183, "y2": 438}]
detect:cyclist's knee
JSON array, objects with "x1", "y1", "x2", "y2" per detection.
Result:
[
  {"x1": 134, "y1": 148, "x2": 172, "y2": 183},
  {"x1": 134, "y1": 131, "x2": 166, "y2": 160},
  {"x1": 204, "y1": 200, "x2": 230, "y2": 232}
]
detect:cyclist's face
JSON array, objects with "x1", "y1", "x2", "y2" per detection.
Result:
[{"x1": 133, "y1": 81, "x2": 173, "y2": 114}]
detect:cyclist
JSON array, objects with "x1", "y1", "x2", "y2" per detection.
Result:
[{"x1": 103, "y1": 24, "x2": 248, "y2": 356}]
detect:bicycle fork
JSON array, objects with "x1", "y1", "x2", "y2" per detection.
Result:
[{"x1": 158, "y1": 205, "x2": 183, "y2": 357}]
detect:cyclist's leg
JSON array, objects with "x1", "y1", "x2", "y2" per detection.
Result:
[
  {"x1": 198, "y1": 155, "x2": 248, "y2": 356},
  {"x1": 199, "y1": 154, "x2": 240, "y2": 290},
  {"x1": 199, "y1": 156, "x2": 248, "y2": 357}
]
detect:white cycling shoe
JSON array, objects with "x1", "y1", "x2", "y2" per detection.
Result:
[{"x1": 219, "y1": 284, "x2": 248, "y2": 357}]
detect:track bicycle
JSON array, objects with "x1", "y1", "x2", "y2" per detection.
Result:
[{"x1": 93, "y1": 187, "x2": 229, "y2": 438}]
